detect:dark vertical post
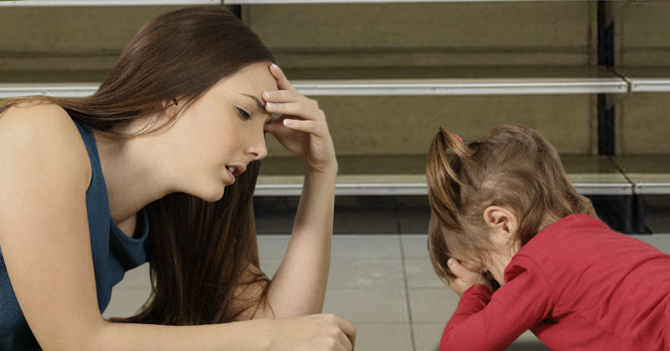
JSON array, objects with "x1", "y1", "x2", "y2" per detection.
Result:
[
  {"x1": 224, "y1": 0, "x2": 243, "y2": 20},
  {"x1": 595, "y1": 1, "x2": 640, "y2": 233},
  {"x1": 596, "y1": 2, "x2": 648, "y2": 234},
  {"x1": 597, "y1": 0, "x2": 615, "y2": 156}
]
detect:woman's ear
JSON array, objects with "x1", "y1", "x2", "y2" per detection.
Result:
[
  {"x1": 483, "y1": 206, "x2": 518, "y2": 239},
  {"x1": 158, "y1": 98, "x2": 181, "y2": 119}
]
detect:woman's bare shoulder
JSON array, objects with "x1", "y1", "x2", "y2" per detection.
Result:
[
  {"x1": 0, "y1": 101, "x2": 91, "y2": 185},
  {"x1": 1, "y1": 101, "x2": 76, "y2": 138}
]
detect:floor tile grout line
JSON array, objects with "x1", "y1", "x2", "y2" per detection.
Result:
[
  {"x1": 396, "y1": 198, "x2": 418, "y2": 351},
  {"x1": 399, "y1": 235, "x2": 418, "y2": 351}
]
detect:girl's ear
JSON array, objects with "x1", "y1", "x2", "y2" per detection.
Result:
[{"x1": 483, "y1": 206, "x2": 518, "y2": 239}]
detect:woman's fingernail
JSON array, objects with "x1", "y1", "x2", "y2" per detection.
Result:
[
  {"x1": 266, "y1": 102, "x2": 274, "y2": 109},
  {"x1": 263, "y1": 92, "x2": 272, "y2": 100},
  {"x1": 271, "y1": 63, "x2": 280, "y2": 71},
  {"x1": 283, "y1": 119, "x2": 293, "y2": 126}
]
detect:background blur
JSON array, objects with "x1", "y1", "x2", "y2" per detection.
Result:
[{"x1": 1, "y1": 0, "x2": 669, "y2": 350}]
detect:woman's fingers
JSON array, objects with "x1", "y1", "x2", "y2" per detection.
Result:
[
  {"x1": 266, "y1": 101, "x2": 323, "y2": 121},
  {"x1": 325, "y1": 316, "x2": 354, "y2": 351},
  {"x1": 262, "y1": 89, "x2": 297, "y2": 104},
  {"x1": 334, "y1": 315, "x2": 357, "y2": 347},
  {"x1": 265, "y1": 114, "x2": 319, "y2": 136},
  {"x1": 269, "y1": 314, "x2": 356, "y2": 351},
  {"x1": 282, "y1": 118, "x2": 318, "y2": 134},
  {"x1": 265, "y1": 101, "x2": 303, "y2": 116},
  {"x1": 263, "y1": 63, "x2": 336, "y2": 173},
  {"x1": 269, "y1": 63, "x2": 296, "y2": 91},
  {"x1": 335, "y1": 331, "x2": 353, "y2": 351}
]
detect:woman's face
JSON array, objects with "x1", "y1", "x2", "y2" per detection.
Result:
[{"x1": 167, "y1": 61, "x2": 278, "y2": 202}]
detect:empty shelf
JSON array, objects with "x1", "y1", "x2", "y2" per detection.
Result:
[
  {"x1": 614, "y1": 156, "x2": 670, "y2": 195},
  {"x1": 0, "y1": 83, "x2": 99, "y2": 99},
  {"x1": 561, "y1": 155, "x2": 632, "y2": 196},
  {"x1": 0, "y1": 70, "x2": 108, "y2": 99},
  {"x1": 256, "y1": 155, "x2": 429, "y2": 196},
  {"x1": 0, "y1": 0, "x2": 219, "y2": 6},
  {"x1": 254, "y1": 154, "x2": 632, "y2": 196},
  {"x1": 225, "y1": 0, "x2": 587, "y2": 3},
  {"x1": 284, "y1": 66, "x2": 628, "y2": 96},
  {"x1": 0, "y1": 66, "x2": 628, "y2": 99},
  {"x1": 618, "y1": 68, "x2": 670, "y2": 93}
]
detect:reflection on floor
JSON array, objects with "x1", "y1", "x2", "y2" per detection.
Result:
[{"x1": 104, "y1": 230, "x2": 670, "y2": 351}]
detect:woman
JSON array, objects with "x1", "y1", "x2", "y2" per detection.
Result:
[{"x1": 0, "y1": 7, "x2": 355, "y2": 351}]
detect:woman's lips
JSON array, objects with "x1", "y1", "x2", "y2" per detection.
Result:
[{"x1": 226, "y1": 168, "x2": 236, "y2": 185}]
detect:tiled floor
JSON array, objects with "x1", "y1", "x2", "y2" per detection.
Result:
[
  {"x1": 104, "y1": 231, "x2": 670, "y2": 351},
  {"x1": 104, "y1": 197, "x2": 670, "y2": 350}
]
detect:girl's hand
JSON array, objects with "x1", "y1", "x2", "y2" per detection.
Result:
[
  {"x1": 447, "y1": 258, "x2": 492, "y2": 297},
  {"x1": 268, "y1": 314, "x2": 356, "y2": 351},
  {"x1": 263, "y1": 64, "x2": 337, "y2": 174}
]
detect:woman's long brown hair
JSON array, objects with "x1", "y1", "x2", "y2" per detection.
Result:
[
  {"x1": 426, "y1": 124, "x2": 597, "y2": 285},
  {"x1": 0, "y1": 7, "x2": 275, "y2": 324}
]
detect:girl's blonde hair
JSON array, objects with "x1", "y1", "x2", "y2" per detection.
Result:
[{"x1": 426, "y1": 124, "x2": 597, "y2": 283}]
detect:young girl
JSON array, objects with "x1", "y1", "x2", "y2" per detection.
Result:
[
  {"x1": 0, "y1": 7, "x2": 355, "y2": 351},
  {"x1": 426, "y1": 124, "x2": 670, "y2": 351}
]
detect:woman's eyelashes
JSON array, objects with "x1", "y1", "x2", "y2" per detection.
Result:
[{"x1": 236, "y1": 107, "x2": 252, "y2": 120}]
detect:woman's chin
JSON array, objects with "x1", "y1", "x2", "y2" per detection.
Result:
[{"x1": 195, "y1": 184, "x2": 227, "y2": 203}]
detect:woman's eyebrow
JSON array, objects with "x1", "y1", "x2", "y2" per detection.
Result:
[{"x1": 240, "y1": 93, "x2": 268, "y2": 114}]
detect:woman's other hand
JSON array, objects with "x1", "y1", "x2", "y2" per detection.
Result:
[
  {"x1": 268, "y1": 314, "x2": 356, "y2": 351},
  {"x1": 447, "y1": 258, "x2": 492, "y2": 297},
  {"x1": 263, "y1": 64, "x2": 337, "y2": 174}
]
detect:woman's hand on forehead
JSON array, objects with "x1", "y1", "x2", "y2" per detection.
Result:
[{"x1": 262, "y1": 63, "x2": 337, "y2": 174}]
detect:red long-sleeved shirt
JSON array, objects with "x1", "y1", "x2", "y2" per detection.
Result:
[{"x1": 440, "y1": 214, "x2": 670, "y2": 351}]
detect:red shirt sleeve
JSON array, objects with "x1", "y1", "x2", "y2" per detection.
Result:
[{"x1": 440, "y1": 255, "x2": 554, "y2": 351}]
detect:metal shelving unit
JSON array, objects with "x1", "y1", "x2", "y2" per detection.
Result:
[
  {"x1": 254, "y1": 180, "x2": 635, "y2": 197},
  {"x1": 618, "y1": 68, "x2": 670, "y2": 93},
  {"x1": 280, "y1": 66, "x2": 629, "y2": 96},
  {"x1": 2, "y1": 0, "x2": 667, "y2": 233},
  {"x1": 609, "y1": 68, "x2": 670, "y2": 195},
  {"x1": 0, "y1": 67, "x2": 629, "y2": 98},
  {"x1": 0, "y1": 0, "x2": 220, "y2": 6},
  {"x1": 224, "y1": 0, "x2": 590, "y2": 3},
  {"x1": 0, "y1": 83, "x2": 98, "y2": 99},
  {"x1": 252, "y1": 154, "x2": 632, "y2": 197},
  {"x1": 0, "y1": 0, "x2": 599, "y2": 4}
]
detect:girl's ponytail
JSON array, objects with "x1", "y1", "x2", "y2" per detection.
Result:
[{"x1": 427, "y1": 127, "x2": 472, "y2": 232}]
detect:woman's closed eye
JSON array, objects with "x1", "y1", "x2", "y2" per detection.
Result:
[{"x1": 236, "y1": 107, "x2": 252, "y2": 120}]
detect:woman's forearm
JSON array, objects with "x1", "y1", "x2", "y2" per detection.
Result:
[
  {"x1": 91, "y1": 319, "x2": 271, "y2": 351},
  {"x1": 265, "y1": 164, "x2": 337, "y2": 317}
]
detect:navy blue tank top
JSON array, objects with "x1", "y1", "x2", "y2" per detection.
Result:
[{"x1": 0, "y1": 118, "x2": 150, "y2": 350}]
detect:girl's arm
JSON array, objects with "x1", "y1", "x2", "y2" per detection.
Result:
[
  {"x1": 256, "y1": 64, "x2": 338, "y2": 318},
  {"x1": 440, "y1": 257, "x2": 553, "y2": 351},
  {"x1": 0, "y1": 104, "x2": 354, "y2": 351}
]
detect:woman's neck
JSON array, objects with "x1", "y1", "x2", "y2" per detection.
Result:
[{"x1": 92, "y1": 128, "x2": 173, "y2": 225}]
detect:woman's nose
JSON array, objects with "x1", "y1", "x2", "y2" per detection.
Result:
[{"x1": 247, "y1": 136, "x2": 268, "y2": 160}]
